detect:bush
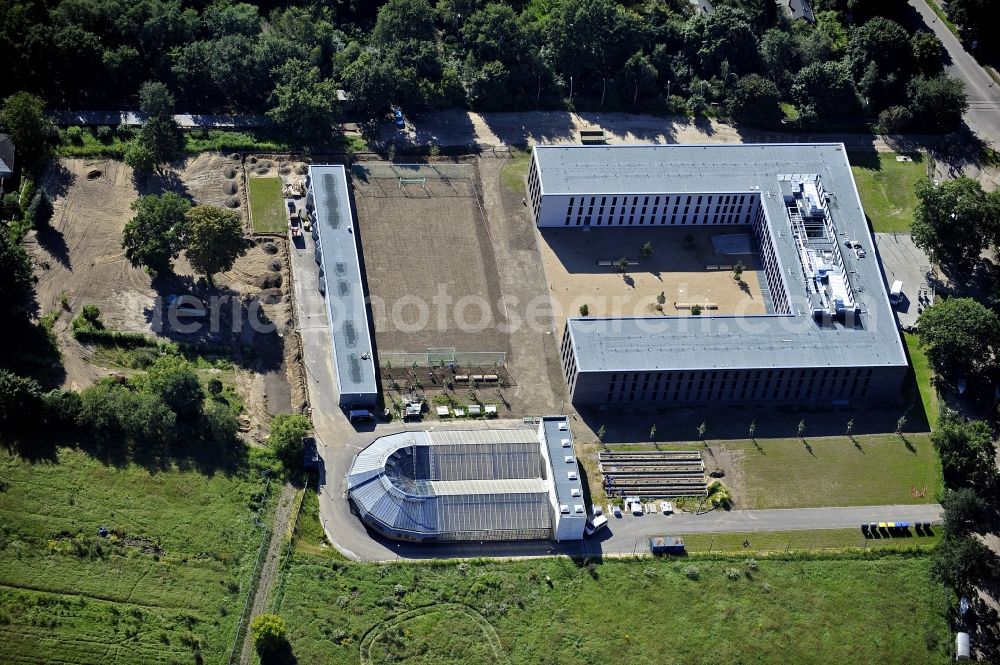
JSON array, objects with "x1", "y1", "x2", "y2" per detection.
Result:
[
  {"x1": 203, "y1": 400, "x2": 238, "y2": 445},
  {"x1": 684, "y1": 565, "x2": 700, "y2": 580},
  {"x1": 42, "y1": 389, "x2": 82, "y2": 427},
  {"x1": 876, "y1": 105, "x2": 912, "y2": 133},
  {"x1": 95, "y1": 125, "x2": 114, "y2": 143},
  {"x1": 745, "y1": 558, "x2": 759, "y2": 572},
  {"x1": 77, "y1": 380, "x2": 177, "y2": 448},
  {"x1": 267, "y1": 414, "x2": 312, "y2": 471},
  {"x1": 1, "y1": 192, "x2": 20, "y2": 221},
  {"x1": 136, "y1": 355, "x2": 204, "y2": 418},
  {"x1": 250, "y1": 614, "x2": 288, "y2": 654},
  {"x1": 73, "y1": 305, "x2": 104, "y2": 333},
  {"x1": 0, "y1": 370, "x2": 43, "y2": 429},
  {"x1": 579, "y1": 304, "x2": 589, "y2": 316},
  {"x1": 64, "y1": 126, "x2": 84, "y2": 145},
  {"x1": 18, "y1": 176, "x2": 36, "y2": 212},
  {"x1": 725, "y1": 567, "x2": 742, "y2": 580},
  {"x1": 207, "y1": 378, "x2": 224, "y2": 396},
  {"x1": 691, "y1": 304, "x2": 702, "y2": 315}
]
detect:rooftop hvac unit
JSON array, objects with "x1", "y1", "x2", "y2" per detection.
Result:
[
  {"x1": 571, "y1": 488, "x2": 582, "y2": 497},
  {"x1": 560, "y1": 504, "x2": 570, "y2": 514},
  {"x1": 564, "y1": 456, "x2": 575, "y2": 463},
  {"x1": 574, "y1": 505, "x2": 585, "y2": 514},
  {"x1": 567, "y1": 471, "x2": 578, "y2": 480},
  {"x1": 561, "y1": 438, "x2": 571, "y2": 447}
]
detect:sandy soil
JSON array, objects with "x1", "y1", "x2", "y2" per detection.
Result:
[
  {"x1": 27, "y1": 155, "x2": 297, "y2": 438},
  {"x1": 538, "y1": 226, "x2": 765, "y2": 339},
  {"x1": 352, "y1": 161, "x2": 510, "y2": 357}
]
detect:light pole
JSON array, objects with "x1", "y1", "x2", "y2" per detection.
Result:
[{"x1": 569, "y1": 76, "x2": 574, "y2": 103}]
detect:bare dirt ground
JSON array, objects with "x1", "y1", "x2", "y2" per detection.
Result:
[
  {"x1": 352, "y1": 160, "x2": 510, "y2": 357},
  {"x1": 27, "y1": 155, "x2": 299, "y2": 439},
  {"x1": 539, "y1": 226, "x2": 765, "y2": 339}
]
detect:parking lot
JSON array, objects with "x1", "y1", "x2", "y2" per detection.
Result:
[{"x1": 874, "y1": 232, "x2": 937, "y2": 328}]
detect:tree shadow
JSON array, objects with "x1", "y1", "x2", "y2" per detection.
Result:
[
  {"x1": 42, "y1": 161, "x2": 76, "y2": 199},
  {"x1": 134, "y1": 169, "x2": 189, "y2": 197},
  {"x1": 0, "y1": 317, "x2": 65, "y2": 389},
  {"x1": 34, "y1": 225, "x2": 71, "y2": 269},
  {"x1": 259, "y1": 641, "x2": 298, "y2": 665}
]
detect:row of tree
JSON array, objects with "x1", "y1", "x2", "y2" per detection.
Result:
[{"x1": 0, "y1": 0, "x2": 969, "y2": 136}]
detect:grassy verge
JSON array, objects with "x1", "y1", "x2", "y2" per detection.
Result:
[
  {"x1": 680, "y1": 528, "x2": 942, "y2": 554},
  {"x1": 732, "y1": 434, "x2": 942, "y2": 509},
  {"x1": 0, "y1": 446, "x2": 269, "y2": 664},
  {"x1": 924, "y1": 0, "x2": 960, "y2": 38},
  {"x1": 247, "y1": 177, "x2": 287, "y2": 234},
  {"x1": 274, "y1": 550, "x2": 950, "y2": 665},
  {"x1": 500, "y1": 148, "x2": 531, "y2": 195},
  {"x1": 848, "y1": 151, "x2": 925, "y2": 232},
  {"x1": 904, "y1": 332, "x2": 940, "y2": 429}
]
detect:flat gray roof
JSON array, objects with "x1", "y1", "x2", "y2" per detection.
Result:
[
  {"x1": 541, "y1": 416, "x2": 585, "y2": 511},
  {"x1": 309, "y1": 165, "x2": 378, "y2": 399},
  {"x1": 539, "y1": 144, "x2": 907, "y2": 372}
]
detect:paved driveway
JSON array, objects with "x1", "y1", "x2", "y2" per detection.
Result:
[{"x1": 874, "y1": 233, "x2": 937, "y2": 328}]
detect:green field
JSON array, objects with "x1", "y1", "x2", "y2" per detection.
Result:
[
  {"x1": 275, "y1": 551, "x2": 950, "y2": 665},
  {"x1": 248, "y1": 176, "x2": 287, "y2": 234},
  {"x1": 905, "y1": 332, "x2": 940, "y2": 429},
  {"x1": 731, "y1": 434, "x2": 942, "y2": 509},
  {"x1": 0, "y1": 447, "x2": 269, "y2": 664},
  {"x1": 500, "y1": 149, "x2": 531, "y2": 194},
  {"x1": 848, "y1": 151, "x2": 925, "y2": 232},
  {"x1": 680, "y1": 528, "x2": 942, "y2": 554}
]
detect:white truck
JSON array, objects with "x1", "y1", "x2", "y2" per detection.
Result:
[{"x1": 889, "y1": 280, "x2": 903, "y2": 305}]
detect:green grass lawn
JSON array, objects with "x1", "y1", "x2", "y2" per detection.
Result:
[
  {"x1": 848, "y1": 151, "x2": 925, "y2": 233},
  {"x1": 0, "y1": 446, "x2": 269, "y2": 664},
  {"x1": 500, "y1": 149, "x2": 531, "y2": 195},
  {"x1": 732, "y1": 434, "x2": 941, "y2": 509},
  {"x1": 905, "y1": 332, "x2": 940, "y2": 429},
  {"x1": 275, "y1": 551, "x2": 950, "y2": 665},
  {"x1": 681, "y1": 528, "x2": 941, "y2": 554},
  {"x1": 248, "y1": 176, "x2": 287, "y2": 234}
]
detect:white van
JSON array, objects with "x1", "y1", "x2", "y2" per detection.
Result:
[
  {"x1": 585, "y1": 515, "x2": 609, "y2": 536},
  {"x1": 889, "y1": 280, "x2": 903, "y2": 305}
]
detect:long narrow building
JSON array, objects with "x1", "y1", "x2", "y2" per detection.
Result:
[{"x1": 528, "y1": 144, "x2": 908, "y2": 405}]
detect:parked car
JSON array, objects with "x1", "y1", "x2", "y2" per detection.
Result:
[
  {"x1": 585, "y1": 515, "x2": 609, "y2": 536},
  {"x1": 392, "y1": 107, "x2": 405, "y2": 128},
  {"x1": 660, "y1": 501, "x2": 673, "y2": 515}
]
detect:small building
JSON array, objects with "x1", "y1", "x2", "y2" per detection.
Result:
[
  {"x1": 781, "y1": 0, "x2": 815, "y2": 23},
  {"x1": 0, "y1": 134, "x2": 14, "y2": 195},
  {"x1": 649, "y1": 535, "x2": 686, "y2": 555},
  {"x1": 346, "y1": 416, "x2": 586, "y2": 542}
]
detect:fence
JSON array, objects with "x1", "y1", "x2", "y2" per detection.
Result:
[
  {"x1": 226, "y1": 474, "x2": 272, "y2": 665},
  {"x1": 351, "y1": 162, "x2": 472, "y2": 180},
  {"x1": 380, "y1": 349, "x2": 506, "y2": 368}
]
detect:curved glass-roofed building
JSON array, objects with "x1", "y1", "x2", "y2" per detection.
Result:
[{"x1": 346, "y1": 417, "x2": 586, "y2": 542}]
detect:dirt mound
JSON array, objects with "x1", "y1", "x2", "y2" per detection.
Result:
[
  {"x1": 257, "y1": 159, "x2": 272, "y2": 169},
  {"x1": 278, "y1": 165, "x2": 292, "y2": 175},
  {"x1": 255, "y1": 165, "x2": 270, "y2": 175},
  {"x1": 256, "y1": 273, "x2": 283, "y2": 289},
  {"x1": 223, "y1": 181, "x2": 237, "y2": 195},
  {"x1": 86, "y1": 169, "x2": 103, "y2": 180},
  {"x1": 262, "y1": 243, "x2": 278, "y2": 255},
  {"x1": 225, "y1": 167, "x2": 237, "y2": 179},
  {"x1": 229, "y1": 153, "x2": 241, "y2": 161},
  {"x1": 295, "y1": 164, "x2": 308, "y2": 175},
  {"x1": 247, "y1": 156, "x2": 257, "y2": 164},
  {"x1": 259, "y1": 288, "x2": 282, "y2": 304},
  {"x1": 225, "y1": 196, "x2": 240, "y2": 208},
  {"x1": 268, "y1": 258, "x2": 282, "y2": 272}
]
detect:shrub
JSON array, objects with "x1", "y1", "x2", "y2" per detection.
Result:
[
  {"x1": 64, "y1": 126, "x2": 84, "y2": 145},
  {"x1": 207, "y1": 378, "x2": 224, "y2": 396},
  {"x1": 42, "y1": 389, "x2": 82, "y2": 427},
  {"x1": 725, "y1": 567, "x2": 742, "y2": 580},
  {"x1": 684, "y1": 565, "x2": 700, "y2": 580},
  {"x1": 0, "y1": 192, "x2": 20, "y2": 221},
  {"x1": 745, "y1": 558, "x2": 759, "y2": 572},
  {"x1": 250, "y1": 614, "x2": 287, "y2": 654},
  {"x1": 95, "y1": 125, "x2": 114, "y2": 143},
  {"x1": 18, "y1": 176, "x2": 36, "y2": 212},
  {"x1": 691, "y1": 304, "x2": 702, "y2": 315},
  {"x1": 579, "y1": 304, "x2": 589, "y2": 316},
  {"x1": 0, "y1": 370, "x2": 44, "y2": 428},
  {"x1": 267, "y1": 414, "x2": 312, "y2": 471}
]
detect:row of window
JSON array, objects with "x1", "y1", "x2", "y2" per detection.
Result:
[{"x1": 561, "y1": 193, "x2": 755, "y2": 227}]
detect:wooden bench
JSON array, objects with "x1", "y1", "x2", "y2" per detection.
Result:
[
  {"x1": 455, "y1": 375, "x2": 469, "y2": 382},
  {"x1": 703, "y1": 303, "x2": 719, "y2": 310},
  {"x1": 674, "y1": 302, "x2": 690, "y2": 309}
]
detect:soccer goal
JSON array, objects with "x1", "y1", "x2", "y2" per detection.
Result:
[{"x1": 398, "y1": 177, "x2": 430, "y2": 196}]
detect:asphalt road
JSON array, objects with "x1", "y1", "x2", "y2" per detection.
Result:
[
  {"x1": 910, "y1": 0, "x2": 1000, "y2": 147},
  {"x1": 288, "y1": 221, "x2": 941, "y2": 561}
]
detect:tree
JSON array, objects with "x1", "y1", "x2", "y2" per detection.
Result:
[
  {"x1": 797, "y1": 419, "x2": 806, "y2": 438},
  {"x1": 640, "y1": 241, "x2": 653, "y2": 258},
  {"x1": 122, "y1": 193, "x2": 192, "y2": 274},
  {"x1": 907, "y1": 75, "x2": 968, "y2": 133},
  {"x1": 24, "y1": 189, "x2": 53, "y2": 228},
  {"x1": 650, "y1": 424, "x2": 657, "y2": 441},
  {"x1": 0, "y1": 224, "x2": 34, "y2": 312},
  {"x1": 876, "y1": 105, "x2": 913, "y2": 134},
  {"x1": 0, "y1": 370, "x2": 43, "y2": 430},
  {"x1": 656, "y1": 291, "x2": 666, "y2": 305},
  {"x1": 759, "y1": 29, "x2": 798, "y2": 92},
  {"x1": 203, "y1": 400, "x2": 238, "y2": 446},
  {"x1": 373, "y1": 0, "x2": 437, "y2": 45},
  {"x1": 748, "y1": 420, "x2": 756, "y2": 439},
  {"x1": 136, "y1": 356, "x2": 204, "y2": 419},
  {"x1": 138, "y1": 80, "x2": 176, "y2": 118},
  {"x1": 727, "y1": 74, "x2": 781, "y2": 127},
  {"x1": 845, "y1": 17, "x2": 912, "y2": 81},
  {"x1": 895, "y1": 415, "x2": 907, "y2": 436},
  {"x1": 185, "y1": 205, "x2": 246, "y2": 285},
  {"x1": 250, "y1": 614, "x2": 288, "y2": 655},
  {"x1": 696, "y1": 421, "x2": 707, "y2": 442},
  {"x1": 624, "y1": 51, "x2": 658, "y2": 106},
  {"x1": 123, "y1": 138, "x2": 157, "y2": 173},
  {"x1": 267, "y1": 414, "x2": 312, "y2": 471},
  {"x1": 945, "y1": 0, "x2": 1000, "y2": 31},
  {"x1": 596, "y1": 424, "x2": 606, "y2": 442},
  {"x1": 931, "y1": 535, "x2": 998, "y2": 593},
  {"x1": 932, "y1": 411, "x2": 997, "y2": 487},
  {"x1": 792, "y1": 61, "x2": 859, "y2": 124},
  {"x1": 78, "y1": 380, "x2": 177, "y2": 448},
  {"x1": 912, "y1": 178, "x2": 997, "y2": 274},
  {"x1": 941, "y1": 488, "x2": 986, "y2": 539},
  {"x1": 341, "y1": 50, "x2": 400, "y2": 116},
  {"x1": 137, "y1": 114, "x2": 183, "y2": 165},
  {"x1": 911, "y1": 31, "x2": 944, "y2": 77},
  {"x1": 616, "y1": 256, "x2": 628, "y2": 273},
  {"x1": 0, "y1": 92, "x2": 57, "y2": 174},
  {"x1": 732, "y1": 260, "x2": 745, "y2": 282},
  {"x1": 688, "y1": 6, "x2": 760, "y2": 78},
  {"x1": 918, "y1": 298, "x2": 999, "y2": 382},
  {"x1": 461, "y1": 4, "x2": 525, "y2": 66},
  {"x1": 579, "y1": 304, "x2": 589, "y2": 316},
  {"x1": 546, "y1": 0, "x2": 645, "y2": 93},
  {"x1": 267, "y1": 61, "x2": 340, "y2": 141}
]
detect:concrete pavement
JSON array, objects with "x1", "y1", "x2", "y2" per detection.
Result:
[{"x1": 910, "y1": 0, "x2": 1000, "y2": 147}]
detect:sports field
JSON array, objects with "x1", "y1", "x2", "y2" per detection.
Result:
[
  {"x1": 351, "y1": 162, "x2": 509, "y2": 357},
  {"x1": 0, "y1": 447, "x2": 269, "y2": 664},
  {"x1": 248, "y1": 176, "x2": 286, "y2": 234}
]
